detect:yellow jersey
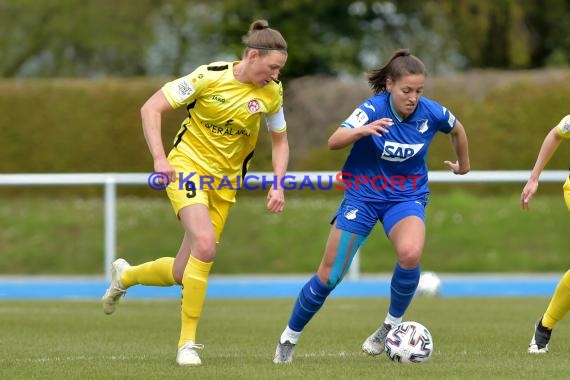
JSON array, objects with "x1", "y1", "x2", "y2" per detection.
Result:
[
  {"x1": 162, "y1": 61, "x2": 286, "y2": 179},
  {"x1": 555, "y1": 115, "x2": 570, "y2": 139}
]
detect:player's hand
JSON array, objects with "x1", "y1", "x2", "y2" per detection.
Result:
[
  {"x1": 521, "y1": 179, "x2": 539, "y2": 210},
  {"x1": 154, "y1": 158, "x2": 176, "y2": 183},
  {"x1": 364, "y1": 118, "x2": 393, "y2": 137},
  {"x1": 267, "y1": 188, "x2": 285, "y2": 213},
  {"x1": 444, "y1": 160, "x2": 469, "y2": 175}
]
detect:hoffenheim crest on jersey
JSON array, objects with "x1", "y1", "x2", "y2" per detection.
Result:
[
  {"x1": 416, "y1": 119, "x2": 429, "y2": 134},
  {"x1": 344, "y1": 207, "x2": 359, "y2": 220}
]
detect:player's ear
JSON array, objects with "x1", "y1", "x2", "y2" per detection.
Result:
[
  {"x1": 247, "y1": 48, "x2": 260, "y2": 61},
  {"x1": 386, "y1": 77, "x2": 393, "y2": 92}
]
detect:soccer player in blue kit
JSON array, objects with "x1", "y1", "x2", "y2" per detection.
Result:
[{"x1": 273, "y1": 49, "x2": 470, "y2": 363}]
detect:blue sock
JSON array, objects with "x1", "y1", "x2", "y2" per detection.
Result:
[
  {"x1": 389, "y1": 264, "x2": 420, "y2": 318},
  {"x1": 288, "y1": 275, "x2": 334, "y2": 332}
]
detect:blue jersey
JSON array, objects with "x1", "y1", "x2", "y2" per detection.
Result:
[{"x1": 339, "y1": 92, "x2": 457, "y2": 202}]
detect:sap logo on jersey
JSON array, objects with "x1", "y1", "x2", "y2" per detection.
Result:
[{"x1": 382, "y1": 142, "x2": 424, "y2": 162}]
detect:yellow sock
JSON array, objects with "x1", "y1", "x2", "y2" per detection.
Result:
[
  {"x1": 178, "y1": 256, "x2": 213, "y2": 348},
  {"x1": 542, "y1": 269, "x2": 570, "y2": 329},
  {"x1": 121, "y1": 257, "x2": 176, "y2": 288}
]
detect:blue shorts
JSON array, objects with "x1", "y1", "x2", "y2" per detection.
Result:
[{"x1": 332, "y1": 197, "x2": 427, "y2": 237}]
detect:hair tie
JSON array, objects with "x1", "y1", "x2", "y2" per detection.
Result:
[{"x1": 246, "y1": 45, "x2": 287, "y2": 52}]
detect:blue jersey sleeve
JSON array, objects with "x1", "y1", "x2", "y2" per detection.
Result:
[
  {"x1": 341, "y1": 99, "x2": 377, "y2": 129},
  {"x1": 421, "y1": 98, "x2": 457, "y2": 134},
  {"x1": 438, "y1": 104, "x2": 457, "y2": 134}
]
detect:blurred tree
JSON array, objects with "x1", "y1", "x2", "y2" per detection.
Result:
[
  {"x1": 143, "y1": 0, "x2": 229, "y2": 76},
  {"x1": 441, "y1": 0, "x2": 531, "y2": 68},
  {"x1": 217, "y1": 0, "x2": 465, "y2": 77},
  {"x1": 442, "y1": 0, "x2": 570, "y2": 69},
  {"x1": 353, "y1": 1, "x2": 465, "y2": 74},
  {"x1": 524, "y1": 0, "x2": 570, "y2": 67},
  {"x1": 0, "y1": 0, "x2": 230, "y2": 78},
  {"x1": 217, "y1": 0, "x2": 364, "y2": 78},
  {"x1": 0, "y1": 0, "x2": 156, "y2": 77},
  {"x1": 0, "y1": 0, "x2": 568, "y2": 78}
]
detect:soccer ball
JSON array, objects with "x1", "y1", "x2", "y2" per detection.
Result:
[
  {"x1": 385, "y1": 321, "x2": 434, "y2": 364},
  {"x1": 416, "y1": 271, "x2": 442, "y2": 297}
]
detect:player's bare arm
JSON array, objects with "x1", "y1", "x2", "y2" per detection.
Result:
[
  {"x1": 140, "y1": 89, "x2": 177, "y2": 182},
  {"x1": 521, "y1": 127, "x2": 563, "y2": 209},
  {"x1": 267, "y1": 130, "x2": 289, "y2": 213},
  {"x1": 328, "y1": 118, "x2": 393, "y2": 150},
  {"x1": 444, "y1": 121, "x2": 470, "y2": 175}
]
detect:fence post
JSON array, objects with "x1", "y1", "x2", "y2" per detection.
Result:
[
  {"x1": 348, "y1": 249, "x2": 360, "y2": 280},
  {"x1": 104, "y1": 177, "x2": 117, "y2": 282}
]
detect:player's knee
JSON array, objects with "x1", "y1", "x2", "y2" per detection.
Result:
[
  {"x1": 192, "y1": 235, "x2": 217, "y2": 262},
  {"x1": 397, "y1": 248, "x2": 422, "y2": 268}
]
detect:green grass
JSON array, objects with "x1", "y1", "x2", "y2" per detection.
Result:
[
  {"x1": 0, "y1": 189, "x2": 568, "y2": 275},
  {"x1": 1, "y1": 297, "x2": 568, "y2": 379}
]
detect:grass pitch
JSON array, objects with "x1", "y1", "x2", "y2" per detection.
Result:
[
  {"x1": 1, "y1": 297, "x2": 568, "y2": 380},
  {"x1": 2, "y1": 191, "x2": 569, "y2": 275}
]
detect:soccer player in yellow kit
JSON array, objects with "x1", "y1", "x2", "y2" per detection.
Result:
[
  {"x1": 101, "y1": 19, "x2": 289, "y2": 366},
  {"x1": 521, "y1": 114, "x2": 570, "y2": 354}
]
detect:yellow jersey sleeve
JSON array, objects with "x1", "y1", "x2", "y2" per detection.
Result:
[
  {"x1": 555, "y1": 115, "x2": 570, "y2": 139},
  {"x1": 161, "y1": 65, "x2": 210, "y2": 108}
]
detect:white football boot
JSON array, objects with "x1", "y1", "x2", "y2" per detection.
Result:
[
  {"x1": 362, "y1": 323, "x2": 392, "y2": 355},
  {"x1": 273, "y1": 341, "x2": 296, "y2": 364},
  {"x1": 528, "y1": 319, "x2": 551, "y2": 354},
  {"x1": 101, "y1": 258, "x2": 130, "y2": 315},
  {"x1": 176, "y1": 341, "x2": 204, "y2": 366}
]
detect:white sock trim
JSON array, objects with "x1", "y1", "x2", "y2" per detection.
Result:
[
  {"x1": 385, "y1": 313, "x2": 402, "y2": 326},
  {"x1": 280, "y1": 325, "x2": 302, "y2": 344}
]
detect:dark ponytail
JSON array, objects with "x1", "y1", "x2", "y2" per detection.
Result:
[{"x1": 368, "y1": 49, "x2": 426, "y2": 94}]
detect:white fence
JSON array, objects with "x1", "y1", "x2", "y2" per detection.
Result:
[{"x1": 1, "y1": 171, "x2": 567, "y2": 280}]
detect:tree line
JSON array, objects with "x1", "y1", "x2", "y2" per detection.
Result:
[{"x1": 1, "y1": 0, "x2": 569, "y2": 79}]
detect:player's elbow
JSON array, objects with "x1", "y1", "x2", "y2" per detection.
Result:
[
  {"x1": 328, "y1": 136, "x2": 345, "y2": 150},
  {"x1": 328, "y1": 140, "x2": 339, "y2": 150},
  {"x1": 140, "y1": 102, "x2": 151, "y2": 118}
]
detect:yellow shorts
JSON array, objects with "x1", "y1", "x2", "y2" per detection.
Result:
[
  {"x1": 563, "y1": 176, "x2": 570, "y2": 211},
  {"x1": 166, "y1": 149, "x2": 237, "y2": 241}
]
